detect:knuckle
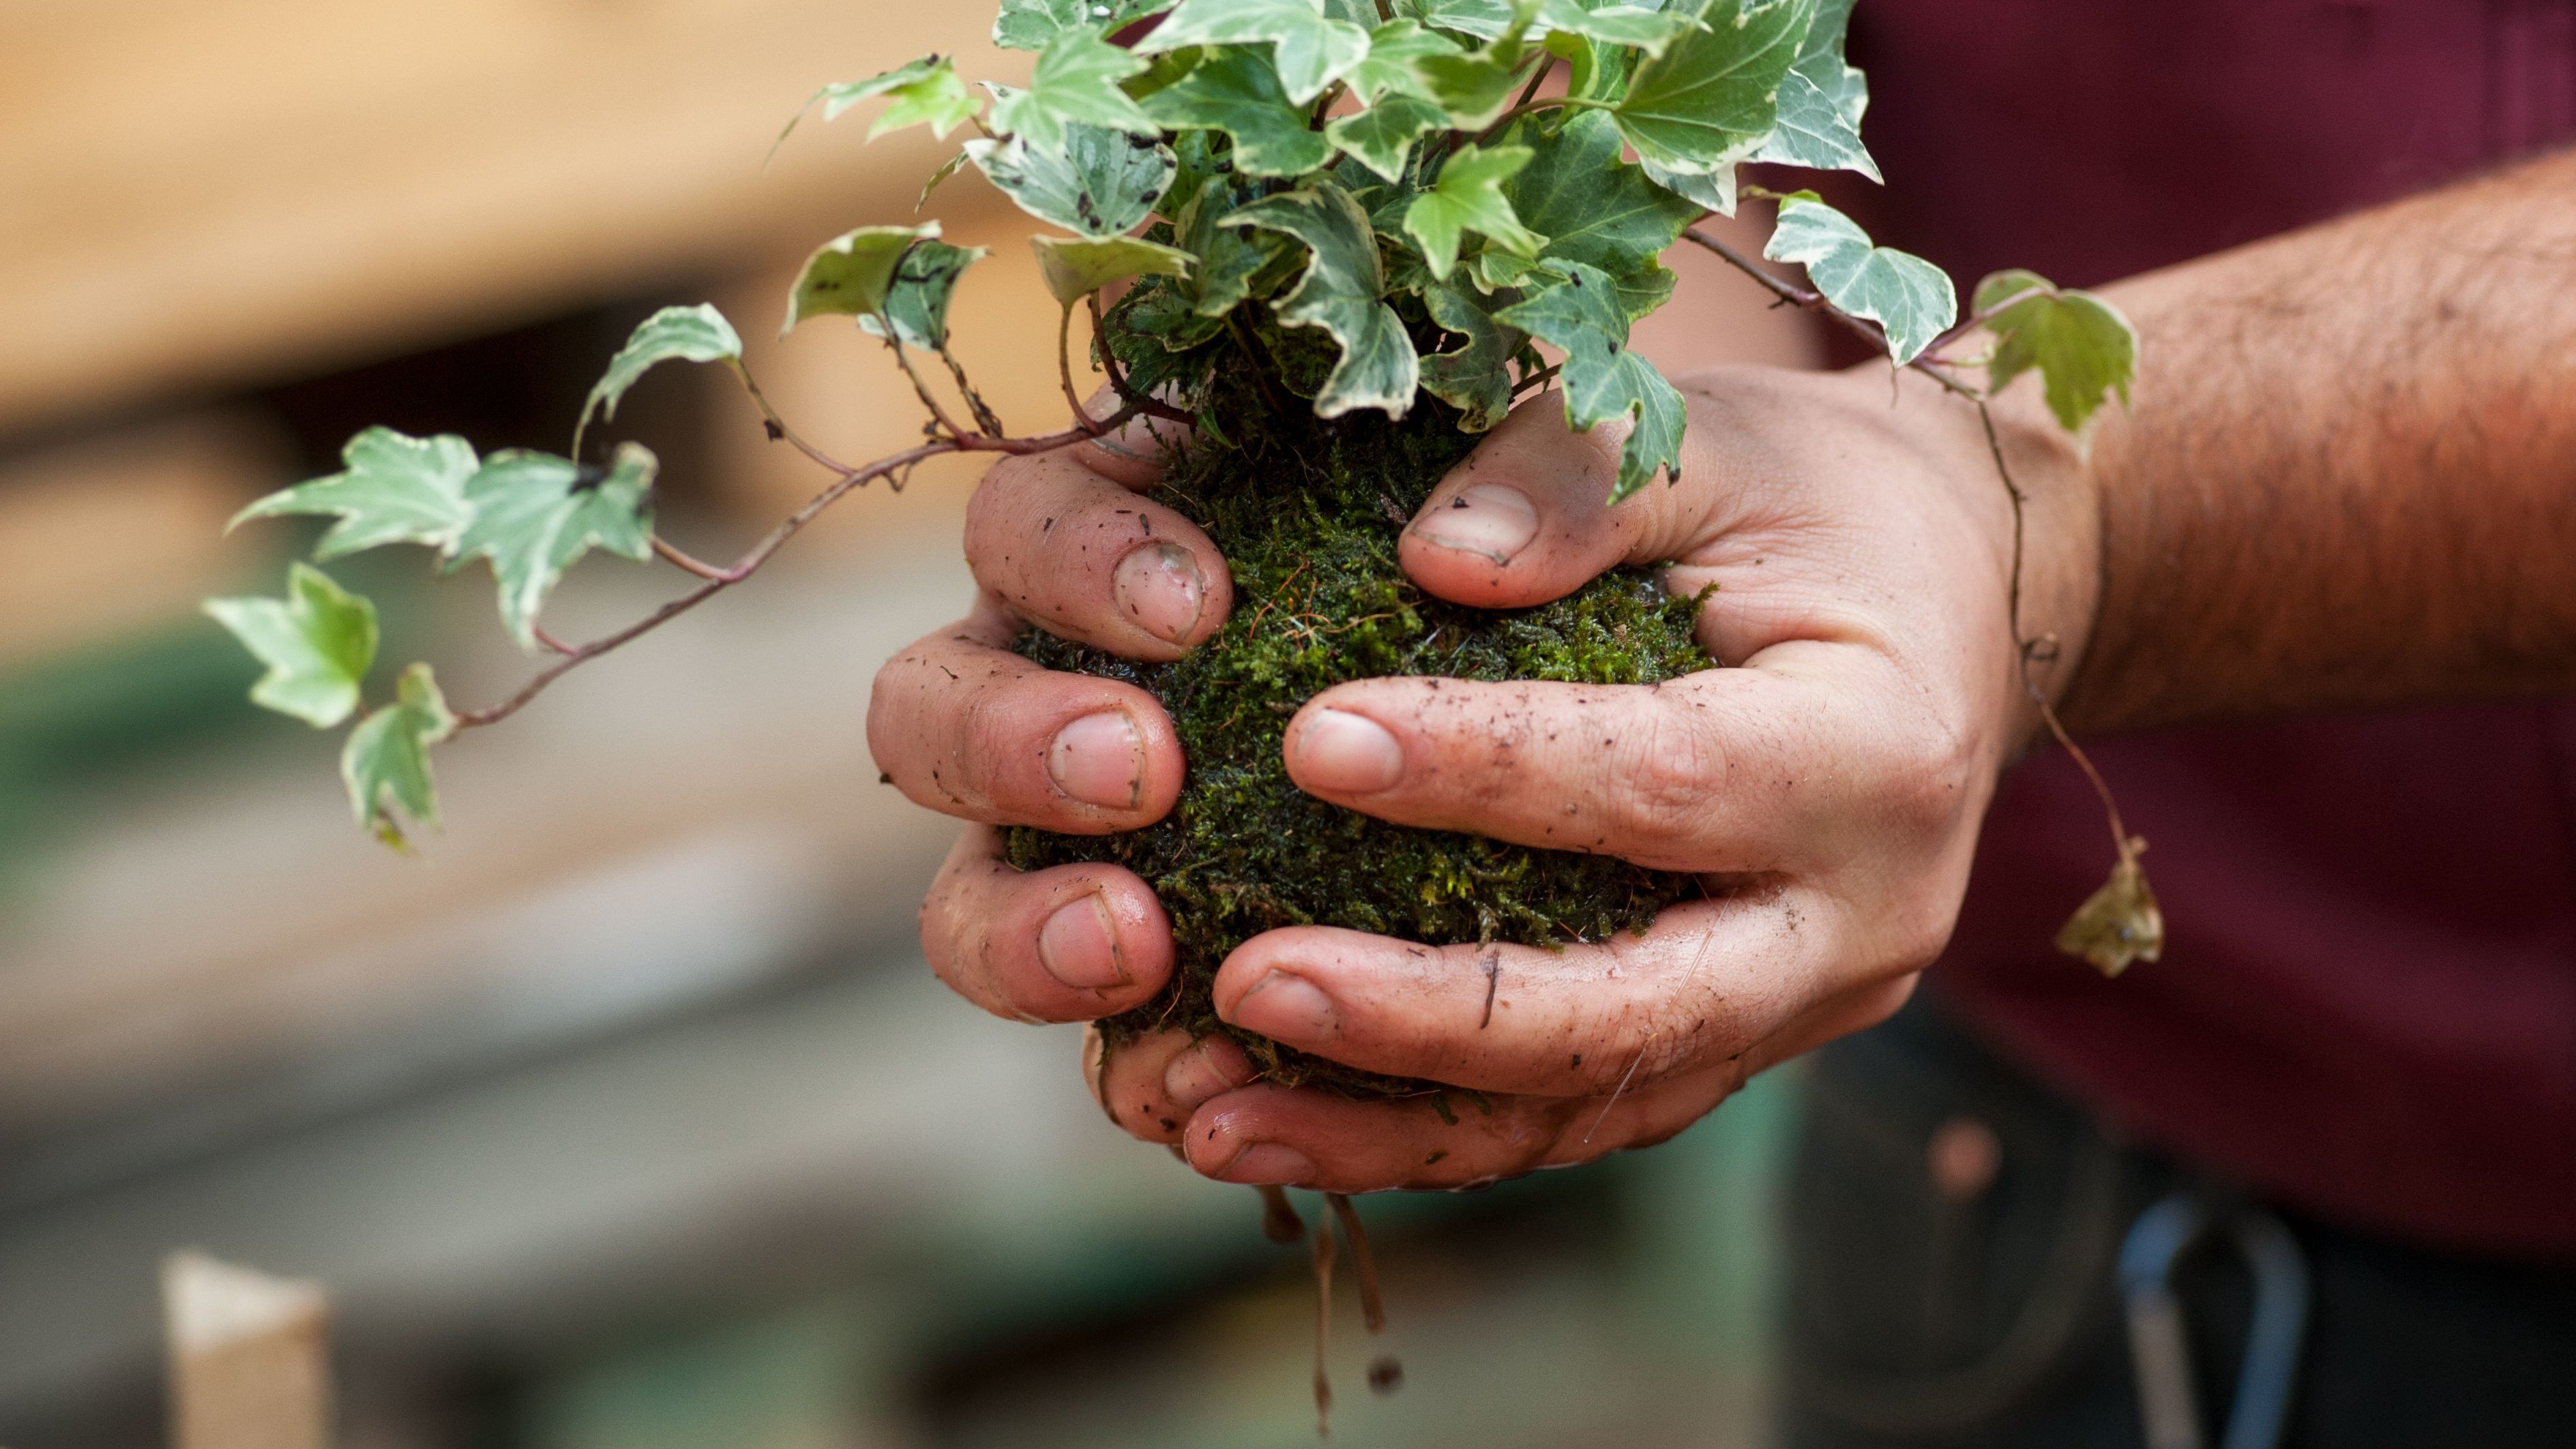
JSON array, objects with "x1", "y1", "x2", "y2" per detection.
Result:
[
  {"x1": 1601, "y1": 698, "x2": 1726, "y2": 858},
  {"x1": 1878, "y1": 711, "x2": 1983, "y2": 840}
]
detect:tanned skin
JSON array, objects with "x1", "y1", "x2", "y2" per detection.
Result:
[{"x1": 863, "y1": 151, "x2": 2576, "y2": 1193}]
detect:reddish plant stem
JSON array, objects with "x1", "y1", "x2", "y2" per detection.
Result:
[{"x1": 454, "y1": 404, "x2": 1151, "y2": 729}]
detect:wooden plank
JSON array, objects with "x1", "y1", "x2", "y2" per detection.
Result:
[
  {"x1": 163, "y1": 1253, "x2": 331, "y2": 1449},
  {"x1": 0, "y1": 0, "x2": 1017, "y2": 434}
]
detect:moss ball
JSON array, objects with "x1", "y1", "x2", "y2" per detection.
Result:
[{"x1": 1007, "y1": 399, "x2": 1709, "y2": 1095}]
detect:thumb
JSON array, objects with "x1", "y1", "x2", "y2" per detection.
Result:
[
  {"x1": 1075, "y1": 386, "x2": 1191, "y2": 490},
  {"x1": 1397, "y1": 390, "x2": 1697, "y2": 608}
]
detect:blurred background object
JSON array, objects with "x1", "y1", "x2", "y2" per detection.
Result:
[{"x1": 0, "y1": 3, "x2": 1816, "y2": 1445}]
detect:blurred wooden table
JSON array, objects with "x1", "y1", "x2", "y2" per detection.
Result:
[{"x1": 0, "y1": 0, "x2": 1017, "y2": 435}]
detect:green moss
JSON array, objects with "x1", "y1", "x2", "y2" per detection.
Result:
[{"x1": 1007, "y1": 373, "x2": 1709, "y2": 1096}]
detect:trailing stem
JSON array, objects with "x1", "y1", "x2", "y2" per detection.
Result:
[{"x1": 454, "y1": 385, "x2": 1161, "y2": 730}]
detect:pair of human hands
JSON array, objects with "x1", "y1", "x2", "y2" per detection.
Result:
[{"x1": 865, "y1": 362, "x2": 2076, "y2": 1194}]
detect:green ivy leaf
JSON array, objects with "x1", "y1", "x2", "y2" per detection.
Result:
[
  {"x1": 1610, "y1": 257, "x2": 1677, "y2": 319},
  {"x1": 1173, "y1": 188, "x2": 1288, "y2": 317},
  {"x1": 1536, "y1": 0, "x2": 1701, "y2": 57},
  {"x1": 203, "y1": 563, "x2": 379, "y2": 728},
  {"x1": 1502, "y1": 110, "x2": 1702, "y2": 278},
  {"x1": 1498, "y1": 262, "x2": 1685, "y2": 499},
  {"x1": 1975, "y1": 269, "x2": 2140, "y2": 434},
  {"x1": 1410, "y1": 49, "x2": 1527, "y2": 128},
  {"x1": 1750, "y1": 0, "x2": 1876, "y2": 179},
  {"x1": 1139, "y1": 0, "x2": 1372, "y2": 105},
  {"x1": 1141, "y1": 47, "x2": 1334, "y2": 176},
  {"x1": 1613, "y1": 0, "x2": 1810, "y2": 174},
  {"x1": 966, "y1": 126, "x2": 1176, "y2": 237},
  {"x1": 1031, "y1": 234, "x2": 1196, "y2": 307},
  {"x1": 576, "y1": 305, "x2": 741, "y2": 457},
  {"x1": 782, "y1": 224, "x2": 939, "y2": 335},
  {"x1": 992, "y1": 30, "x2": 1156, "y2": 149},
  {"x1": 808, "y1": 55, "x2": 983, "y2": 142},
  {"x1": 1404, "y1": 143, "x2": 1546, "y2": 279},
  {"x1": 1325, "y1": 93, "x2": 1449, "y2": 183},
  {"x1": 994, "y1": 0, "x2": 1165, "y2": 52},
  {"x1": 1344, "y1": 19, "x2": 1460, "y2": 101},
  {"x1": 451, "y1": 444, "x2": 658, "y2": 651},
  {"x1": 1225, "y1": 179, "x2": 1420, "y2": 418},
  {"x1": 1764, "y1": 192, "x2": 1956, "y2": 365},
  {"x1": 231, "y1": 427, "x2": 478, "y2": 561},
  {"x1": 1393, "y1": 0, "x2": 1520, "y2": 42},
  {"x1": 857, "y1": 240, "x2": 988, "y2": 350},
  {"x1": 342, "y1": 662, "x2": 458, "y2": 850},
  {"x1": 1419, "y1": 280, "x2": 1525, "y2": 431}
]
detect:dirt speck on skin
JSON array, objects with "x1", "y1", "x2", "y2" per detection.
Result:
[{"x1": 1008, "y1": 361, "x2": 1711, "y2": 1096}]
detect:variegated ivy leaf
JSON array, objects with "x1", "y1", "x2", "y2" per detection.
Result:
[
  {"x1": 803, "y1": 55, "x2": 982, "y2": 144},
  {"x1": 918, "y1": 151, "x2": 974, "y2": 211},
  {"x1": 1138, "y1": 0, "x2": 1372, "y2": 106},
  {"x1": 1642, "y1": 157, "x2": 1738, "y2": 216},
  {"x1": 1974, "y1": 269, "x2": 2140, "y2": 435},
  {"x1": 1750, "y1": 0, "x2": 1878, "y2": 180},
  {"x1": 1225, "y1": 180, "x2": 1421, "y2": 418},
  {"x1": 1419, "y1": 280, "x2": 1525, "y2": 431},
  {"x1": 991, "y1": 30, "x2": 1155, "y2": 149},
  {"x1": 782, "y1": 224, "x2": 939, "y2": 335},
  {"x1": 231, "y1": 427, "x2": 477, "y2": 560},
  {"x1": 1497, "y1": 262, "x2": 1686, "y2": 499},
  {"x1": 1614, "y1": 0, "x2": 1810, "y2": 175},
  {"x1": 578, "y1": 305, "x2": 741, "y2": 456},
  {"x1": 1325, "y1": 94, "x2": 1449, "y2": 183},
  {"x1": 1536, "y1": 0, "x2": 1702, "y2": 57},
  {"x1": 1764, "y1": 192, "x2": 1957, "y2": 365},
  {"x1": 1501, "y1": 110, "x2": 1701, "y2": 278},
  {"x1": 1393, "y1": 0, "x2": 1520, "y2": 42},
  {"x1": 966, "y1": 126, "x2": 1176, "y2": 237},
  {"x1": 451, "y1": 444, "x2": 658, "y2": 651},
  {"x1": 203, "y1": 563, "x2": 379, "y2": 728},
  {"x1": 857, "y1": 240, "x2": 988, "y2": 350},
  {"x1": 1031, "y1": 234, "x2": 1196, "y2": 307},
  {"x1": 1141, "y1": 46, "x2": 1333, "y2": 177},
  {"x1": 1344, "y1": 19, "x2": 1460, "y2": 101},
  {"x1": 1404, "y1": 143, "x2": 1546, "y2": 279},
  {"x1": 994, "y1": 0, "x2": 1166, "y2": 52},
  {"x1": 342, "y1": 662, "x2": 457, "y2": 850}
]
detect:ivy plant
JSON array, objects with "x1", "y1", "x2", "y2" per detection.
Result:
[{"x1": 211, "y1": 0, "x2": 2150, "y2": 962}]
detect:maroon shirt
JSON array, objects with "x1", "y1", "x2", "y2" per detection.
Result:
[{"x1": 1846, "y1": 0, "x2": 2576, "y2": 1257}]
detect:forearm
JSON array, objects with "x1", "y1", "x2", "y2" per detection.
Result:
[{"x1": 2054, "y1": 147, "x2": 2576, "y2": 734}]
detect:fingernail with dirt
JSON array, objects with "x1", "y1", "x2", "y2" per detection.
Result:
[
  {"x1": 1164, "y1": 1039, "x2": 1248, "y2": 1111},
  {"x1": 1218, "y1": 1142, "x2": 1318, "y2": 1186},
  {"x1": 1292, "y1": 708, "x2": 1403, "y2": 794},
  {"x1": 1038, "y1": 892, "x2": 1126, "y2": 991},
  {"x1": 1114, "y1": 541, "x2": 1204, "y2": 644},
  {"x1": 1228, "y1": 970, "x2": 1338, "y2": 1044},
  {"x1": 1049, "y1": 711, "x2": 1143, "y2": 809},
  {"x1": 1412, "y1": 482, "x2": 1539, "y2": 563}
]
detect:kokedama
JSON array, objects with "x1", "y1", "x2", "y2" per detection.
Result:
[{"x1": 207, "y1": 0, "x2": 2156, "y2": 1398}]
